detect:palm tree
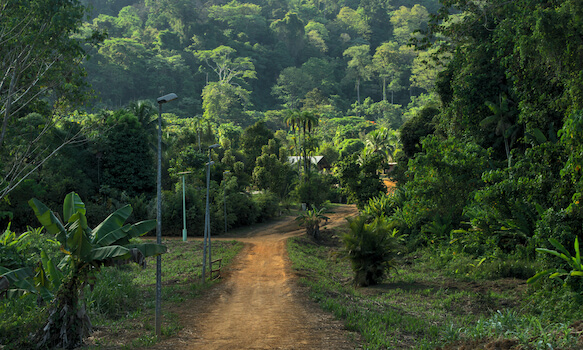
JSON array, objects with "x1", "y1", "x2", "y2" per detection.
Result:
[
  {"x1": 365, "y1": 127, "x2": 400, "y2": 167},
  {"x1": 284, "y1": 109, "x2": 302, "y2": 174},
  {"x1": 342, "y1": 215, "x2": 404, "y2": 286},
  {"x1": 295, "y1": 205, "x2": 329, "y2": 240},
  {"x1": 480, "y1": 93, "x2": 519, "y2": 168},
  {"x1": 298, "y1": 110, "x2": 319, "y2": 174},
  {"x1": 127, "y1": 100, "x2": 157, "y2": 132},
  {"x1": 127, "y1": 100, "x2": 157, "y2": 150}
]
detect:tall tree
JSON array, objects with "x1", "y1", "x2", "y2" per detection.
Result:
[
  {"x1": 373, "y1": 41, "x2": 403, "y2": 103},
  {"x1": 390, "y1": 5, "x2": 429, "y2": 45},
  {"x1": 0, "y1": 0, "x2": 102, "y2": 200},
  {"x1": 194, "y1": 46, "x2": 256, "y2": 126},
  {"x1": 343, "y1": 45, "x2": 373, "y2": 109},
  {"x1": 100, "y1": 110, "x2": 156, "y2": 196},
  {"x1": 298, "y1": 110, "x2": 319, "y2": 174},
  {"x1": 270, "y1": 12, "x2": 305, "y2": 64}
]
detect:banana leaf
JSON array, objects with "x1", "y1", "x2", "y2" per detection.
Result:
[
  {"x1": 66, "y1": 219, "x2": 93, "y2": 262},
  {"x1": 88, "y1": 245, "x2": 130, "y2": 262},
  {"x1": 94, "y1": 220, "x2": 155, "y2": 247},
  {"x1": 0, "y1": 266, "x2": 34, "y2": 283},
  {"x1": 126, "y1": 243, "x2": 167, "y2": 258},
  {"x1": 28, "y1": 198, "x2": 66, "y2": 244},
  {"x1": 548, "y1": 238, "x2": 573, "y2": 260},
  {"x1": 93, "y1": 226, "x2": 130, "y2": 247},
  {"x1": 63, "y1": 192, "x2": 86, "y2": 222},
  {"x1": 0, "y1": 267, "x2": 39, "y2": 298},
  {"x1": 92, "y1": 205, "x2": 132, "y2": 243},
  {"x1": 40, "y1": 250, "x2": 63, "y2": 290}
]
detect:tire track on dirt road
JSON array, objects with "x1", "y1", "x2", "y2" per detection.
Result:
[{"x1": 148, "y1": 205, "x2": 360, "y2": 350}]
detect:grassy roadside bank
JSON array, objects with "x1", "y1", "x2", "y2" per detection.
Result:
[
  {"x1": 287, "y1": 229, "x2": 583, "y2": 349},
  {"x1": 0, "y1": 239, "x2": 243, "y2": 349},
  {"x1": 84, "y1": 239, "x2": 243, "y2": 349}
]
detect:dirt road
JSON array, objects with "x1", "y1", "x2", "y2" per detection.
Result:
[{"x1": 150, "y1": 205, "x2": 360, "y2": 350}]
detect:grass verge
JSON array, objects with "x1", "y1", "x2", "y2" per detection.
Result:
[
  {"x1": 82, "y1": 238, "x2": 243, "y2": 349},
  {"x1": 0, "y1": 239, "x2": 243, "y2": 349},
  {"x1": 287, "y1": 230, "x2": 583, "y2": 349}
]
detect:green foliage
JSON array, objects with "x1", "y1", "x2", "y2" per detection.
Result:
[
  {"x1": 528, "y1": 238, "x2": 583, "y2": 288},
  {"x1": 400, "y1": 136, "x2": 490, "y2": 247},
  {"x1": 0, "y1": 226, "x2": 64, "y2": 302},
  {"x1": 295, "y1": 205, "x2": 329, "y2": 240},
  {"x1": 100, "y1": 109, "x2": 156, "y2": 196},
  {"x1": 337, "y1": 138, "x2": 365, "y2": 160},
  {"x1": 240, "y1": 121, "x2": 274, "y2": 170},
  {"x1": 27, "y1": 192, "x2": 166, "y2": 349},
  {"x1": 0, "y1": 293, "x2": 46, "y2": 349},
  {"x1": 0, "y1": 0, "x2": 103, "y2": 200},
  {"x1": 399, "y1": 105, "x2": 437, "y2": 158},
  {"x1": 361, "y1": 193, "x2": 398, "y2": 219},
  {"x1": 342, "y1": 215, "x2": 405, "y2": 286},
  {"x1": 252, "y1": 140, "x2": 294, "y2": 199},
  {"x1": 252, "y1": 191, "x2": 280, "y2": 223},
  {"x1": 337, "y1": 152, "x2": 386, "y2": 209},
  {"x1": 84, "y1": 266, "x2": 140, "y2": 319},
  {"x1": 291, "y1": 172, "x2": 332, "y2": 208}
]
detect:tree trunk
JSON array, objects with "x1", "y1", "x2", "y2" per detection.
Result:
[{"x1": 34, "y1": 269, "x2": 91, "y2": 349}]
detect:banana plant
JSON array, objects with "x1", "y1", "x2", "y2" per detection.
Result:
[
  {"x1": 1, "y1": 226, "x2": 68, "y2": 302},
  {"x1": 527, "y1": 238, "x2": 583, "y2": 285},
  {"x1": 28, "y1": 191, "x2": 166, "y2": 349}
]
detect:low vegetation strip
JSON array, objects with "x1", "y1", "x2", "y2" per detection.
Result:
[
  {"x1": 287, "y1": 231, "x2": 583, "y2": 349},
  {"x1": 0, "y1": 239, "x2": 243, "y2": 349}
]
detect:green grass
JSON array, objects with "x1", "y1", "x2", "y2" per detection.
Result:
[
  {"x1": 81, "y1": 238, "x2": 243, "y2": 348},
  {"x1": 0, "y1": 238, "x2": 243, "y2": 349},
  {"x1": 287, "y1": 233, "x2": 583, "y2": 349}
]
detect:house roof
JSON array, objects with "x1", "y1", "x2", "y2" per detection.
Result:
[{"x1": 287, "y1": 156, "x2": 330, "y2": 168}]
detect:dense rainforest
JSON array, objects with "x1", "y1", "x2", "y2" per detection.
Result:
[
  {"x1": 2, "y1": 0, "x2": 583, "y2": 348},
  {"x1": 1, "y1": 0, "x2": 444, "y2": 233}
]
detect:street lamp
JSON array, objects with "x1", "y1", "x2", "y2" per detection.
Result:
[
  {"x1": 177, "y1": 171, "x2": 193, "y2": 242},
  {"x1": 223, "y1": 170, "x2": 230, "y2": 233},
  {"x1": 202, "y1": 143, "x2": 220, "y2": 282},
  {"x1": 155, "y1": 92, "x2": 177, "y2": 338}
]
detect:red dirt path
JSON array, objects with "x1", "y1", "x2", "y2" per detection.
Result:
[{"x1": 145, "y1": 205, "x2": 361, "y2": 350}]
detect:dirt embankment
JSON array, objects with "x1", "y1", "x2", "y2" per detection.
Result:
[{"x1": 146, "y1": 205, "x2": 360, "y2": 350}]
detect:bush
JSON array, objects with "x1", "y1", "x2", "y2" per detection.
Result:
[
  {"x1": 253, "y1": 191, "x2": 279, "y2": 222},
  {"x1": 292, "y1": 172, "x2": 331, "y2": 208},
  {"x1": 0, "y1": 294, "x2": 45, "y2": 349},
  {"x1": 336, "y1": 153, "x2": 386, "y2": 209},
  {"x1": 295, "y1": 205, "x2": 329, "y2": 240},
  {"x1": 342, "y1": 215, "x2": 405, "y2": 286}
]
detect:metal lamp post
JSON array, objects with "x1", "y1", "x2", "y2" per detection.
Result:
[
  {"x1": 223, "y1": 170, "x2": 230, "y2": 233},
  {"x1": 177, "y1": 171, "x2": 193, "y2": 242},
  {"x1": 155, "y1": 92, "x2": 177, "y2": 338},
  {"x1": 202, "y1": 143, "x2": 220, "y2": 282}
]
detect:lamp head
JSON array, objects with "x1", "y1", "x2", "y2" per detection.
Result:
[
  {"x1": 208, "y1": 143, "x2": 220, "y2": 149},
  {"x1": 157, "y1": 93, "x2": 178, "y2": 104}
]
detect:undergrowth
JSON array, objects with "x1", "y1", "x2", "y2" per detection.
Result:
[
  {"x1": 0, "y1": 239, "x2": 243, "y2": 349},
  {"x1": 287, "y1": 232, "x2": 583, "y2": 349}
]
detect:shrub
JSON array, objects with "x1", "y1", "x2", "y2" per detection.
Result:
[
  {"x1": 292, "y1": 172, "x2": 331, "y2": 207},
  {"x1": 253, "y1": 191, "x2": 279, "y2": 222},
  {"x1": 295, "y1": 205, "x2": 329, "y2": 240},
  {"x1": 342, "y1": 215, "x2": 405, "y2": 286}
]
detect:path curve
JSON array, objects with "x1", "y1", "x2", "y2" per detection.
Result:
[{"x1": 149, "y1": 205, "x2": 360, "y2": 350}]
